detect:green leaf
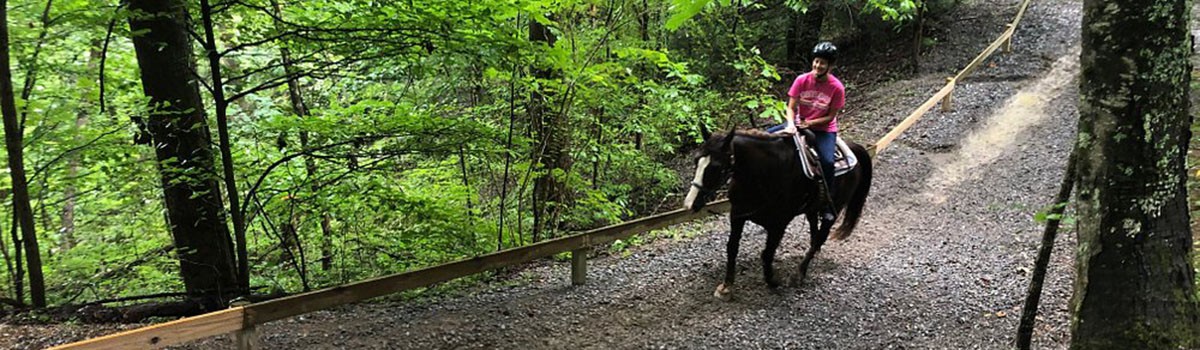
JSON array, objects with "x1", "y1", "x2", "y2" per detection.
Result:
[{"x1": 665, "y1": 0, "x2": 712, "y2": 30}]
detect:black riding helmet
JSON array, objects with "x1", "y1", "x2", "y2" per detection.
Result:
[{"x1": 812, "y1": 42, "x2": 838, "y2": 63}]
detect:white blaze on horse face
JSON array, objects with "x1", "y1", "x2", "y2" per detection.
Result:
[{"x1": 683, "y1": 156, "x2": 711, "y2": 209}]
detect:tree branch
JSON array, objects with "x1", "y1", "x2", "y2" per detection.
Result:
[{"x1": 29, "y1": 126, "x2": 125, "y2": 182}]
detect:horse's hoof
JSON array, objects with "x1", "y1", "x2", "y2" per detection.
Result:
[
  {"x1": 766, "y1": 277, "x2": 782, "y2": 289},
  {"x1": 714, "y1": 283, "x2": 733, "y2": 301},
  {"x1": 790, "y1": 275, "x2": 805, "y2": 287}
]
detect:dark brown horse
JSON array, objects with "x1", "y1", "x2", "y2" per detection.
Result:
[{"x1": 684, "y1": 129, "x2": 873, "y2": 299}]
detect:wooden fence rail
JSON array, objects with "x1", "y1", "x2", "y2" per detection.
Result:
[
  {"x1": 49, "y1": 201, "x2": 731, "y2": 350},
  {"x1": 49, "y1": 0, "x2": 1032, "y2": 347},
  {"x1": 47, "y1": 308, "x2": 245, "y2": 350},
  {"x1": 871, "y1": 0, "x2": 1031, "y2": 156}
]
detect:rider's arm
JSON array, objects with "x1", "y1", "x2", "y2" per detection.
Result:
[
  {"x1": 784, "y1": 97, "x2": 799, "y2": 132},
  {"x1": 800, "y1": 84, "x2": 844, "y2": 129},
  {"x1": 803, "y1": 107, "x2": 840, "y2": 128}
]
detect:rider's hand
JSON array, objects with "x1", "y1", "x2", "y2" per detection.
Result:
[
  {"x1": 784, "y1": 125, "x2": 798, "y2": 134},
  {"x1": 796, "y1": 121, "x2": 810, "y2": 129}
]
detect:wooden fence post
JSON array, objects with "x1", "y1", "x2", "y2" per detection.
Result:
[
  {"x1": 571, "y1": 248, "x2": 587, "y2": 285},
  {"x1": 236, "y1": 324, "x2": 258, "y2": 350},
  {"x1": 1004, "y1": 24, "x2": 1015, "y2": 53},
  {"x1": 941, "y1": 77, "x2": 955, "y2": 112}
]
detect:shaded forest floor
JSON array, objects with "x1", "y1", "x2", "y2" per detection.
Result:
[{"x1": 4, "y1": 0, "x2": 1100, "y2": 348}]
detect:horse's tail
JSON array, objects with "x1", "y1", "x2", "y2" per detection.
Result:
[{"x1": 833, "y1": 143, "x2": 873, "y2": 240}]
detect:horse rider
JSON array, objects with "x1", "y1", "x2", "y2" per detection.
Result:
[{"x1": 768, "y1": 41, "x2": 845, "y2": 223}]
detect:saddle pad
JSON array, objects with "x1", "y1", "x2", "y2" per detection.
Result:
[{"x1": 794, "y1": 134, "x2": 858, "y2": 180}]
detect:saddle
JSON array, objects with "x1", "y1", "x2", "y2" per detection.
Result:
[{"x1": 792, "y1": 133, "x2": 858, "y2": 180}]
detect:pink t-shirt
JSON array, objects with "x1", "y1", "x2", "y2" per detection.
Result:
[{"x1": 787, "y1": 72, "x2": 845, "y2": 132}]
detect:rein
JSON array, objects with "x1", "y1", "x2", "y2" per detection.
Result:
[{"x1": 691, "y1": 181, "x2": 718, "y2": 193}]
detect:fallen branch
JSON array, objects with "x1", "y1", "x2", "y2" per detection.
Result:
[{"x1": 1015, "y1": 148, "x2": 1078, "y2": 349}]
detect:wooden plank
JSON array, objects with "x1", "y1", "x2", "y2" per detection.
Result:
[
  {"x1": 959, "y1": 0, "x2": 1029, "y2": 80},
  {"x1": 872, "y1": 82, "x2": 956, "y2": 155},
  {"x1": 247, "y1": 200, "x2": 731, "y2": 324},
  {"x1": 877, "y1": 0, "x2": 1030, "y2": 155},
  {"x1": 48, "y1": 307, "x2": 245, "y2": 350},
  {"x1": 586, "y1": 200, "x2": 731, "y2": 245},
  {"x1": 1007, "y1": 0, "x2": 1032, "y2": 51},
  {"x1": 1011, "y1": 0, "x2": 1031, "y2": 27},
  {"x1": 954, "y1": 27, "x2": 1012, "y2": 81},
  {"x1": 247, "y1": 235, "x2": 582, "y2": 324}
]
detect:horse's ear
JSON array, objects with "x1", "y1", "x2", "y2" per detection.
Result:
[
  {"x1": 721, "y1": 129, "x2": 735, "y2": 149},
  {"x1": 698, "y1": 122, "x2": 712, "y2": 141}
]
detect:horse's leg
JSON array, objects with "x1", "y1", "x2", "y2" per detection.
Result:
[
  {"x1": 794, "y1": 213, "x2": 829, "y2": 286},
  {"x1": 715, "y1": 217, "x2": 746, "y2": 300},
  {"x1": 761, "y1": 224, "x2": 785, "y2": 288}
]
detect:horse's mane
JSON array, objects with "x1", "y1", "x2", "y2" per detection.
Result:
[{"x1": 733, "y1": 129, "x2": 788, "y2": 140}]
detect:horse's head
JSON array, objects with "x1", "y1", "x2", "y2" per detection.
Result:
[{"x1": 683, "y1": 127, "x2": 735, "y2": 212}]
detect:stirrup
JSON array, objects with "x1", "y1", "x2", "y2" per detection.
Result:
[
  {"x1": 817, "y1": 180, "x2": 836, "y2": 223},
  {"x1": 814, "y1": 178, "x2": 833, "y2": 208},
  {"x1": 820, "y1": 210, "x2": 836, "y2": 223}
]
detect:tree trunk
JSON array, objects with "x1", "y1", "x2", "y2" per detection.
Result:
[
  {"x1": 458, "y1": 146, "x2": 473, "y2": 218},
  {"x1": 910, "y1": 2, "x2": 924, "y2": 74},
  {"x1": 1072, "y1": 0, "x2": 1200, "y2": 346},
  {"x1": 16, "y1": 0, "x2": 53, "y2": 128},
  {"x1": 308, "y1": 134, "x2": 334, "y2": 271},
  {"x1": 61, "y1": 40, "x2": 104, "y2": 251},
  {"x1": 1016, "y1": 149, "x2": 1077, "y2": 349},
  {"x1": 8, "y1": 212, "x2": 21, "y2": 304},
  {"x1": 784, "y1": 0, "x2": 824, "y2": 71},
  {"x1": 2, "y1": 191, "x2": 20, "y2": 304},
  {"x1": 127, "y1": 0, "x2": 240, "y2": 302},
  {"x1": 198, "y1": 0, "x2": 249, "y2": 294},
  {"x1": 0, "y1": 0, "x2": 46, "y2": 308},
  {"x1": 271, "y1": 0, "x2": 333, "y2": 271},
  {"x1": 635, "y1": 0, "x2": 651, "y2": 149},
  {"x1": 529, "y1": 17, "x2": 572, "y2": 241},
  {"x1": 499, "y1": 67, "x2": 519, "y2": 250},
  {"x1": 0, "y1": 190, "x2": 12, "y2": 302}
]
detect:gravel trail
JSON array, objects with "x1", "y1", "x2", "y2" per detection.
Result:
[{"x1": 6, "y1": 0, "x2": 1090, "y2": 348}]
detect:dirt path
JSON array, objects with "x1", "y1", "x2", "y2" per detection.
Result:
[{"x1": 6, "y1": 0, "x2": 1089, "y2": 348}]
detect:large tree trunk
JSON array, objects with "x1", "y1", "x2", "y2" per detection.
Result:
[
  {"x1": 0, "y1": 0, "x2": 46, "y2": 308},
  {"x1": 529, "y1": 18, "x2": 572, "y2": 241},
  {"x1": 910, "y1": 2, "x2": 924, "y2": 74},
  {"x1": 1071, "y1": 0, "x2": 1200, "y2": 346},
  {"x1": 127, "y1": 0, "x2": 240, "y2": 302}
]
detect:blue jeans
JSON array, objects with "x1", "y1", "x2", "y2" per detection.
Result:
[{"x1": 768, "y1": 124, "x2": 837, "y2": 201}]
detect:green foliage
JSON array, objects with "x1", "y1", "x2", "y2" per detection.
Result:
[
  {"x1": 1033, "y1": 202, "x2": 1075, "y2": 226},
  {"x1": 665, "y1": 0, "x2": 926, "y2": 33},
  {"x1": 862, "y1": 0, "x2": 920, "y2": 22},
  {"x1": 666, "y1": 0, "x2": 717, "y2": 30}
]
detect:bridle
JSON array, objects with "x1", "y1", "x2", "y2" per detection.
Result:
[
  {"x1": 690, "y1": 181, "x2": 719, "y2": 196},
  {"x1": 691, "y1": 155, "x2": 732, "y2": 198}
]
